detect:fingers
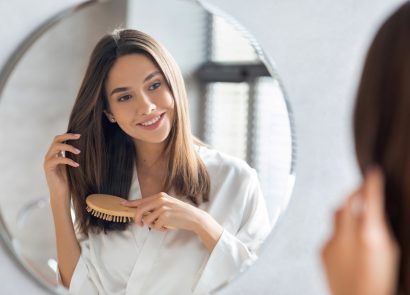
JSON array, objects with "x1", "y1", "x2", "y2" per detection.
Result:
[
  {"x1": 333, "y1": 191, "x2": 362, "y2": 236},
  {"x1": 121, "y1": 199, "x2": 144, "y2": 207},
  {"x1": 44, "y1": 133, "x2": 81, "y2": 169},
  {"x1": 122, "y1": 193, "x2": 170, "y2": 227},
  {"x1": 142, "y1": 207, "x2": 166, "y2": 226},
  {"x1": 321, "y1": 190, "x2": 364, "y2": 295},
  {"x1": 150, "y1": 216, "x2": 168, "y2": 231},
  {"x1": 320, "y1": 239, "x2": 334, "y2": 281},
  {"x1": 53, "y1": 133, "x2": 81, "y2": 144},
  {"x1": 362, "y1": 167, "x2": 385, "y2": 221},
  {"x1": 144, "y1": 209, "x2": 171, "y2": 231},
  {"x1": 46, "y1": 133, "x2": 81, "y2": 158},
  {"x1": 45, "y1": 156, "x2": 80, "y2": 169},
  {"x1": 133, "y1": 199, "x2": 164, "y2": 226},
  {"x1": 122, "y1": 192, "x2": 169, "y2": 207},
  {"x1": 360, "y1": 167, "x2": 395, "y2": 249},
  {"x1": 123, "y1": 193, "x2": 174, "y2": 228},
  {"x1": 46, "y1": 143, "x2": 81, "y2": 159}
]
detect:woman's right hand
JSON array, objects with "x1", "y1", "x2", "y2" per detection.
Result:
[
  {"x1": 43, "y1": 133, "x2": 81, "y2": 205},
  {"x1": 321, "y1": 168, "x2": 399, "y2": 295}
]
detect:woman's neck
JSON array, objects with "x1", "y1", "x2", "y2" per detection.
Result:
[{"x1": 134, "y1": 141, "x2": 167, "y2": 173}]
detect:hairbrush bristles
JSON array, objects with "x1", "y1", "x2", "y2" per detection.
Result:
[{"x1": 86, "y1": 205, "x2": 131, "y2": 223}]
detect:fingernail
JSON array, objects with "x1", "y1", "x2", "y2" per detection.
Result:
[
  {"x1": 74, "y1": 134, "x2": 81, "y2": 138},
  {"x1": 120, "y1": 200, "x2": 127, "y2": 205},
  {"x1": 74, "y1": 163, "x2": 80, "y2": 167},
  {"x1": 75, "y1": 149, "x2": 81, "y2": 154}
]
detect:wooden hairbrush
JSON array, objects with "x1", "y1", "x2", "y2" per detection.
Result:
[
  {"x1": 85, "y1": 194, "x2": 173, "y2": 229},
  {"x1": 86, "y1": 194, "x2": 139, "y2": 223}
]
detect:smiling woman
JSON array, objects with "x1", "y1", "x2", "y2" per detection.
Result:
[{"x1": 42, "y1": 28, "x2": 271, "y2": 295}]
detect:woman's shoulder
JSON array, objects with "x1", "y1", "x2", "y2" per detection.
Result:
[{"x1": 195, "y1": 145, "x2": 255, "y2": 181}]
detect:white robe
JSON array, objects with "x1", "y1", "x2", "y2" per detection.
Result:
[{"x1": 61, "y1": 146, "x2": 272, "y2": 295}]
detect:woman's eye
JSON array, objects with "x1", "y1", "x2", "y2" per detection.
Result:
[
  {"x1": 118, "y1": 94, "x2": 131, "y2": 102},
  {"x1": 149, "y1": 82, "x2": 161, "y2": 91}
]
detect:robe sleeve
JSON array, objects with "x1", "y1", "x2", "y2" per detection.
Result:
[
  {"x1": 193, "y1": 169, "x2": 272, "y2": 294},
  {"x1": 56, "y1": 238, "x2": 100, "y2": 294}
]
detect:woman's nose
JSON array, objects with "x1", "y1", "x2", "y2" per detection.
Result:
[{"x1": 135, "y1": 93, "x2": 157, "y2": 115}]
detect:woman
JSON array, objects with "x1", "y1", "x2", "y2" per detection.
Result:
[
  {"x1": 322, "y1": 1, "x2": 410, "y2": 294},
  {"x1": 43, "y1": 29, "x2": 270, "y2": 294}
]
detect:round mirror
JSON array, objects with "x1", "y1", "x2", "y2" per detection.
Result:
[{"x1": 0, "y1": 0, "x2": 295, "y2": 294}]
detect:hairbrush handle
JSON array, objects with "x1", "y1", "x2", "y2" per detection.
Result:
[{"x1": 86, "y1": 194, "x2": 174, "y2": 229}]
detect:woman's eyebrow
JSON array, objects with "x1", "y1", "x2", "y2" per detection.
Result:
[
  {"x1": 109, "y1": 71, "x2": 161, "y2": 96},
  {"x1": 143, "y1": 70, "x2": 161, "y2": 82},
  {"x1": 110, "y1": 87, "x2": 130, "y2": 97}
]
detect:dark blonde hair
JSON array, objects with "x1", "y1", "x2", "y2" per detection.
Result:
[
  {"x1": 66, "y1": 29, "x2": 210, "y2": 235},
  {"x1": 354, "y1": 2, "x2": 410, "y2": 293}
]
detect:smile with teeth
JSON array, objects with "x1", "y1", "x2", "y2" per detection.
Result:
[{"x1": 140, "y1": 114, "x2": 163, "y2": 126}]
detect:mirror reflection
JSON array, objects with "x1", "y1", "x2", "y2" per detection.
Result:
[{"x1": 0, "y1": 0, "x2": 294, "y2": 294}]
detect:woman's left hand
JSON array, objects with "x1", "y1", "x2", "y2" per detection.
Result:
[
  {"x1": 121, "y1": 192, "x2": 204, "y2": 231},
  {"x1": 121, "y1": 192, "x2": 223, "y2": 252}
]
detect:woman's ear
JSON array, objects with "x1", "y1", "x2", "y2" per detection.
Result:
[{"x1": 103, "y1": 110, "x2": 116, "y2": 123}]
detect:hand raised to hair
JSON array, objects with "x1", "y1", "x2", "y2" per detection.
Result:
[
  {"x1": 43, "y1": 133, "x2": 81, "y2": 205},
  {"x1": 321, "y1": 168, "x2": 399, "y2": 295}
]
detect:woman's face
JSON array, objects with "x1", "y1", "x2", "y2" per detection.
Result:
[{"x1": 104, "y1": 54, "x2": 175, "y2": 146}]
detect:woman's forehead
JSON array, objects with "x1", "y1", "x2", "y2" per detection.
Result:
[{"x1": 106, "y1": 54, "x2": 160, "y2": 88}]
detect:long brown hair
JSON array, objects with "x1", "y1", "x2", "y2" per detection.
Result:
[
  {"x1": 353, "y1": 2, "x2": 410, "y2": 293},
  {"x1": 66, "y1": 29, "x2": 210, "y2": 235}
]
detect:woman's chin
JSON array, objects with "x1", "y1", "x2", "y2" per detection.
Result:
[{"x1": 132, "y1": 134, "x2": 171, "y2": 146}]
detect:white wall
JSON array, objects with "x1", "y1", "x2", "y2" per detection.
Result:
[{"x1": 0, "y1": 0, "x2": 406, "y2": 294}]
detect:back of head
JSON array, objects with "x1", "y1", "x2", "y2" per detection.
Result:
[{"x1": 354, "y1": 1, "x2": 410, "y2": 292}]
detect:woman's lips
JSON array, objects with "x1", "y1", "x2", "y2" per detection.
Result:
[{"x1": 137, "y1": 113, "x2": 165, "y2": 130}]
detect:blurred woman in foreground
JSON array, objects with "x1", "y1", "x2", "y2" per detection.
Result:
[{"x1": 322, "y1": 2, "x2": 410, "y2": 294}]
